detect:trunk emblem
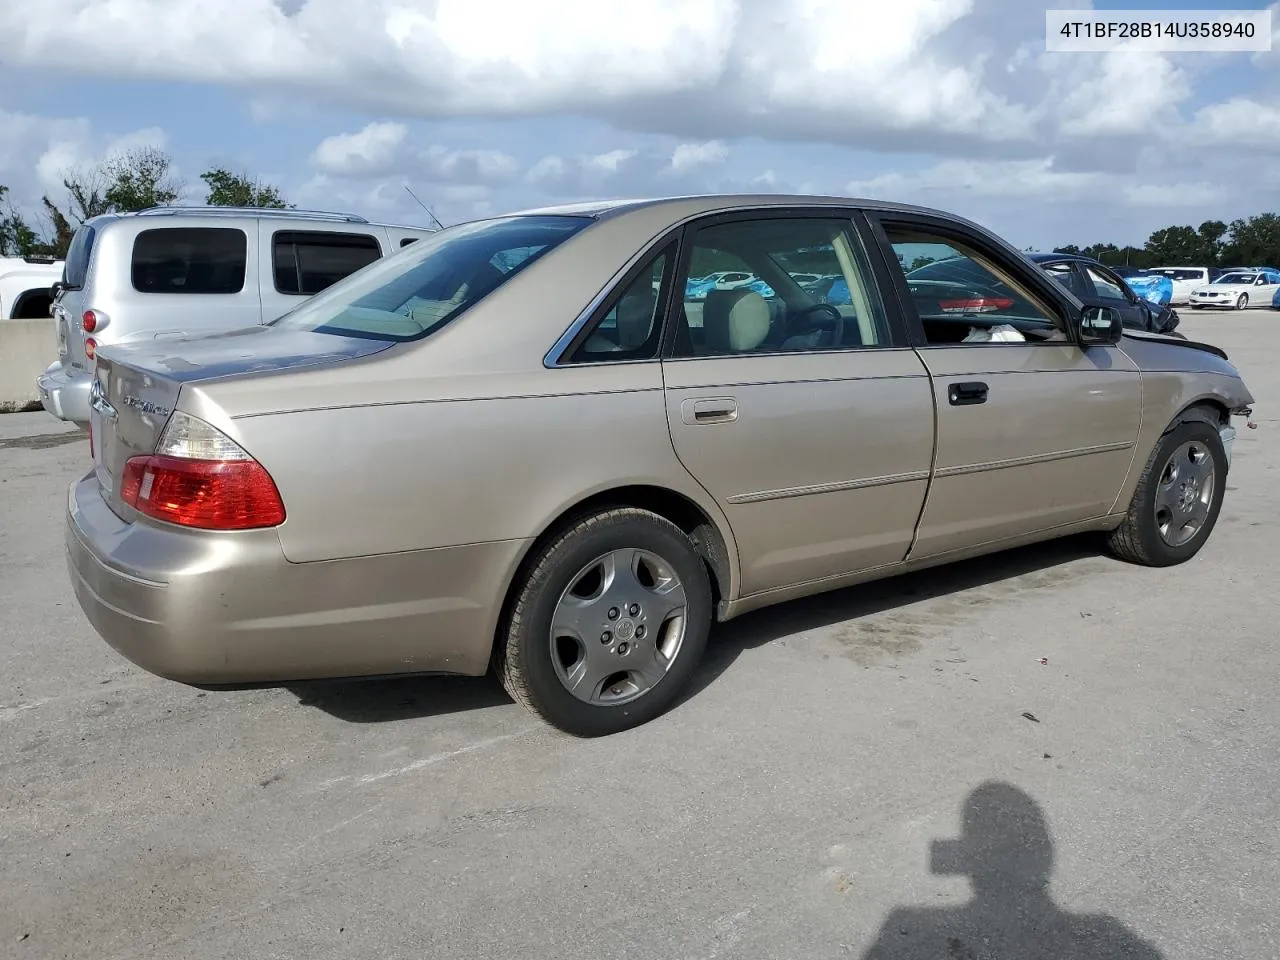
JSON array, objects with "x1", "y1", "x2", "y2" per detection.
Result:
[{"x1": 89, "y1": 379, "x2": 117, "y2": 420}]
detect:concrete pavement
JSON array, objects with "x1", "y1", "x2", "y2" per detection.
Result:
[{"x1": 1, "y1": 315, "x2": 1277, "y2": 959}]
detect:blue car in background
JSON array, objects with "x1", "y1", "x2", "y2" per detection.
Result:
[
  {"x1": 1116, "y1": 270, "x2": 1173, "y2": 306},
  {"x1": 822, "y1": 277, "x2": 851, "y2": 305},
  {"x1": 1273, "y1": 284, "x2": 1280, "y2": 309}
]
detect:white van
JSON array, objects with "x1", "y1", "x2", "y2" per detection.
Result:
[{"x1": 37, "y1": 206, "x2": 435, "y2": 424}]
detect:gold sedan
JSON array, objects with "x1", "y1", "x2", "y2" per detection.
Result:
[{"x1": 67, "y1": 195, "x2": 1254, "y2": 736}]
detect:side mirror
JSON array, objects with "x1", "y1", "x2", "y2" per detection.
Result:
[{"x1": 1078, "y1": 305, "x2": 1123, "y2": 345}]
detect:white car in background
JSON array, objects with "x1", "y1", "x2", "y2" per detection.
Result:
[
  {"x1": 1146, "y1": 266, "x2": 1212, "y2": 305},
  {"x1": 1188, "y1": 269, "x2": 1280, "y2": 310}
]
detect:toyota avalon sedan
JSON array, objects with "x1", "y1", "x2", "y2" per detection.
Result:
[{"x1": 67, "y1": 194, "x2": 1255, "y2": 736}]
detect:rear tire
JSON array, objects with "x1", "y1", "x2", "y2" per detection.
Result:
[
  {"x1": 496, "y1": 508, "x2": 712, "y2": 736},
  {"x1": 1106, "y1": 420, "x2": 1227, "y2": 567}
]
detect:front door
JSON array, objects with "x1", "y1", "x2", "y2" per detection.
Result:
[
  {"x1": 660, "y1": 213, "x2": 936, "y2": 596},
  {"x1": 870, "y1": 217, "x2": 1143, "y2": 560}
]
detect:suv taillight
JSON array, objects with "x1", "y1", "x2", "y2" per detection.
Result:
[{"x1": 119, "y1": 412, "x2": 285, "y2": 530}]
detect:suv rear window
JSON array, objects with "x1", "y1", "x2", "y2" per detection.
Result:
[
  {"x1": 270, "y1": 215, "x2": 592, "y2": 342},
  {"x1": 131, "y1": 227, "x2": 248, "y2": 294},
  {"x1": 62, "y1": 224, "x2": 97, "y2": 290},
  {"x1": 273, "y1": 230, "x2": 382, "y2": 296}
]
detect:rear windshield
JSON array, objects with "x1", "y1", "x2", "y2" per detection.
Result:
[
  {"x1": 62, "y1": 224, "x2": 97, "y2": 289},
  {"x1": 269, "y1": 215, "x2": 593, "y2": 342}
]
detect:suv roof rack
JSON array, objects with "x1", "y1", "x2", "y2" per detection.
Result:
[{"x1": 133, "y1": 205, "x2": 370, "y2": 224}]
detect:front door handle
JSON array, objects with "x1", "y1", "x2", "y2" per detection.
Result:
[
  {"x1": 681, "y1": 397, "x2": 738, "y2": 425},
  {"x1": 948, "y1": 381, "x2": 988, "y2": 406}
]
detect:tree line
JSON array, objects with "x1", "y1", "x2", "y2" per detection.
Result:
[
  {"x1": 1049, "y1": 215, "x2": 1280, "y2": 269},
  {"x1": 1, "y1": 146, "x2": 291, "y2": 259}
]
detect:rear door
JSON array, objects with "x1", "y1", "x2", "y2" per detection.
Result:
[
  {"x1": 257, "y1": 222, "x2": 386, "y2": 322},
  {"x1": 866, "y1": 213, "x2": 1142, "y2": 560},
  {"x1": 658, "y1": 210, "x2": 935, "y2": 596}
]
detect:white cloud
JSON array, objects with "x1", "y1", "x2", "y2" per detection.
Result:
[
  {"x1": 0, "y1": 0, "x2": 1035, "y2": 151},
  {"x1": 311, "y1": 121, "x2": 408, "y2": 176},
  {"x1": 670, "y1": 141, "x2": 729, "y2": 172},
  {"x1": 310, "y1": 121, "x2": 520, "y2": 184},
  {"x1": 1188, "y1": 98, "x2": 1280, "y2": 153}
]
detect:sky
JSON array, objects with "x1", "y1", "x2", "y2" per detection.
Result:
[{"x1": 1, "y1": 0, "x2": 1278, "y2": 251}]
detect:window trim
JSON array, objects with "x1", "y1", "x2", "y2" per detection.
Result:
[
  {"x1": 660, "y1": 207, "x2": 907, "y2": 362},
  {"x1": 558, "y1": 241, "x2": 678, "y2": 365},
  {"x1": 865, "y1": 213, "x2": 1084, "y2": 350},
  {"x1": 543, "y1": 226, "x2": 685, "y2": 368},
  {"x1": 270, "y1": 228, "x2": 382, "y2": 297},
  {"x1": 129, "y1": 226, "x2": 249, "y2": 296}
]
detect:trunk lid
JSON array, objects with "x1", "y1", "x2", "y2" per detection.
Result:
[{"x1": 90, "y1": 325, "x2": 393, "y2": 517}]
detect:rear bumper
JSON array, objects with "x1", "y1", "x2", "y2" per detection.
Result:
[
  {"x1": 36, "y1": 360, "x2": 91, "y2": 423},
  {"x1": 65, "y1": 472, "x2": 525, "y2": 684}
]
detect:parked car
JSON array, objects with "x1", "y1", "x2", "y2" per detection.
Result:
[
  {"x1": 36, "y1": 206, "x2": 436, "y2": 425},
  {"x1": 0, "y1": 255, "x2": 63, "y2": 319},
  {"x1": 1145, "y1": 267, "x2": 1212, "y2": 305},
  {"x1": 939, "y1": 252, "x2": 1180, "y2": 335},
  {"x1": 1188, "y1": 269, "x2": 1280, "y2": 310},
  {"x1": 67, "y1": 195, "x2": 1254, "y2": 737}
]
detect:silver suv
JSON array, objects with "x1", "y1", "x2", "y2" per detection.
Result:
[{"x1": 37, "y1": 206, "x2": 435, "y2": 424}]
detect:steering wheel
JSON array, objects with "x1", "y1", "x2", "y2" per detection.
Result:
[{"x1": 789, "y1": 302, "x2": 844, "y2": 345}]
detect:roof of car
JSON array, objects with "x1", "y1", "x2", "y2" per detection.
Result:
[{"x1": 503, "y1": 193, "x2": 971, "y2": 223}]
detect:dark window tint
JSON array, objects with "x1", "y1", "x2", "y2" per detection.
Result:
[
  {"x1": 273, "y1": 231, "x2": 381, "y2": 296},
  {"x1": 269, "y1": 215, "x2": 592, "y2": 342},
  {"x1": 131, "y1": 228, "x2": 247, "y2": 295},
  {"x1": 400, "y1": 237, "x2": 419, "y2": 247},
  {"x1": 62, "y1": 224, "x2": 97, "y2": 289}
]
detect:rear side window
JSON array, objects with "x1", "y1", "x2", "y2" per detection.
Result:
[
  {"x1": 131, "y1": 228, "x2": 247, "y2": 294},
  {"x1": 400, "y1": 237, "x2": 419, "y2": 247},
  {"x1": 273, "y1": 230, "x2": 382, "y2": 296},
  {"x1": 269, "y1": 215, "x2": 592, "y2": 342},
  {"x1": 63, "y1": 224, "x2": 97, "y2": 289}
]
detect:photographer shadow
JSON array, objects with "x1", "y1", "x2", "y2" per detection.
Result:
[{"x1": 861, "y1": 782, "x2": 1164, "y2": 960}]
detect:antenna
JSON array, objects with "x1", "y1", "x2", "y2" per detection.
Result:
[{"x1": 404, "y1": 186, "x2": 445, "y2": 231}]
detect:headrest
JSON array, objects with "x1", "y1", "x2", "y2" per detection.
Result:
[{"x1": 704, "y1": 288, "x2": 771, "y2": 353}]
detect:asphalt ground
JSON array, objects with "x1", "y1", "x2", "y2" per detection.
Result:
[{"x1": 1, "y1": 311, "x2": 1276, "y2": 959}]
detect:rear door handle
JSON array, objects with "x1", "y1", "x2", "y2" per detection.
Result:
[
  {"x1": 948, "y1": 381, "x2": 988, "y2": 406},
  {"x1": 681, "y1": 397, "x2": 738, "y2": 425}
]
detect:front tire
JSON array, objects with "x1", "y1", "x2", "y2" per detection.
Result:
[
  {"x1": 1106, "y1": 419, "x2": 1227, "y2": 567},
  {"x1": 496, "y1": 508, "x2": 712, "y2": 736},
  {"x1": 1237, "y1": 294, "x2": 1249, "y2": 310}
]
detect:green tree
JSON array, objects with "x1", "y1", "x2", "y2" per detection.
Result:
[
  {"x1": 1053, "y1": 244, "x2": 1082, "y2": 255},
  {"x1": 101, "y1": 146, "x2": 182, "y2": 211},
  {"x1": 1197, "y1": 220, "x2": 1227, "y2": 265},
  {"x1": 1144, "y1": 225, "x2": 1204, "y2": 265},
  {"x1": 1219, "y1": 213, "x2": 1280, "y2": 267},
  {"x1": 200, "y1": 168, "x2": 291, "y2": 208}
]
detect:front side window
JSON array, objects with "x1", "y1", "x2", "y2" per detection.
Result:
[
  {"x1": 272, "y1": 230, "x2": 382, "y2": 296},
  {"x1": 131, "y1": 227, "x2": 247, "y2": 295},
  {"x1": 885, "y1": 226, "x2": 1066, "y2": 345},
  {"x1": 269, "y1": 215, "x2": 592, "y2": 342},
  {"x1": 672, "y1": 217, "x2": 892, "y2": 358}
]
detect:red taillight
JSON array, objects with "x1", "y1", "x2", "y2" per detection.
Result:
[
  {"x1": 120, "y1": 455, "x2": 286, "y2": 530},
  {"x1": 938, "y1": 297, "x2": 1016, "y2": 313},
  {"x1": 82, "y1": 310, "x2": 97, "y2": 332},
  {"x1": 85, "y1": 337, "x2": 97, "y2": 360}
]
